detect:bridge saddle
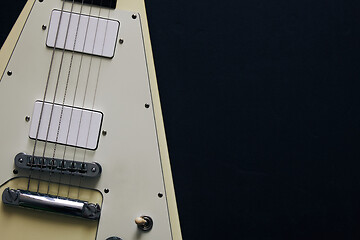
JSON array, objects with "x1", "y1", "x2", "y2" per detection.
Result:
[{"x1": 14, "y1": 153, "x2": 102, "y2": 177}]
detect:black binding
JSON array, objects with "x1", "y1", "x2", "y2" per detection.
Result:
[{"x1": 65, "y1": 0, "x2": 117, "y2": 9}]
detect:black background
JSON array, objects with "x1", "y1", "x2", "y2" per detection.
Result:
[{"x1": 1, "y1": 1, "x2": 360, "y2": 239}]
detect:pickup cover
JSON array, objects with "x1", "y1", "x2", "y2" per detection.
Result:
[
  {"x1": 29, "y1": 101, "x2": 103, "y2": 150},
  {"x1": 47, "y1": 10, "x2": 120, "y2": 58}
]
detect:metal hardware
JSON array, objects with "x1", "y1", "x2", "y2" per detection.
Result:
[
  {"x1": 25, "y1": 116, "x2": 30, "y2": 122},
  {"x1": 145, "y1": 104, "x2": 150, "y2": 108},
  {"x1": 2, "y1": 188, "x2": 101, "y2": 220},
  {"x1": 132, "y1": 14, "x2": 137, "y2": 19},
  {"x1": 42, "y1": 25, "x2": 46, "y2": 30},
  {"x1": 14, "y1": 153, "x2": 102, "y2": 177},
  {"x1": 7, "y1": 71, "x2": 12, "y2": 76},
  {"x1": 102, "y1": 130, "x2": 107, "y2": 136},
  {"x1": 104, "y1": 189, "x2": 109, "y2": 194},
  {"x1": 119, "y1": 39, "x2": 124, "y2": 44}
]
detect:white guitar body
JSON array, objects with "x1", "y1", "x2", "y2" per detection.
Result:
[{"x1": 0, "y1": 1, "x2": 182, "y2": 239}]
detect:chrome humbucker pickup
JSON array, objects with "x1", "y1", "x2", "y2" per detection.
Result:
[{"x1": 14, "y1": 153, "x2": 102, "y2": 177}]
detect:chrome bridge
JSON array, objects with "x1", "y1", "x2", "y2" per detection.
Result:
[
  {"x1": 2, "y1": 188, "x2": 101, "y2": 220},
  {"x1": 14, "y1": 153, "x2": 102, "y2": 177}
]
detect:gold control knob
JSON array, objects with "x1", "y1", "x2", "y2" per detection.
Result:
[
  {"x1": 135, "y1": 216, "x2": 153, "y2": 231},
  {"x1": 135, "y1": 217, "x2": 147, "y2": 226}
]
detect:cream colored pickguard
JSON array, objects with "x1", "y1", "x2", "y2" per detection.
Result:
[{"x1": 0, "y1": 0, "x2": 182, "y2": 239}]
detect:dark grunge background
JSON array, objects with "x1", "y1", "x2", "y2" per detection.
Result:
[{"x1": 1, "y1": 0, "x2": 360, "y2": 239}]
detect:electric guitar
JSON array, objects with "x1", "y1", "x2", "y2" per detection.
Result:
[{"x1": 0, "y1": 0, "x2": 182, "y2": 239}]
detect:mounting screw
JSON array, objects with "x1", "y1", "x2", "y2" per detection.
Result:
[
  {"x1": 42, "y1": 25, "x2": 47, "y2": 30},
  {"x1": 102, "y1": 130, "x2": 107, "y2": 136},
  {"x1": 25, "y1": 116, "x2": 30, "y2": 122},
  {"x1": 132, "y1": 14, "x2": 137, "y2": 19},
  {"x1": 119, "y1": 39, "x2": 124, "y2": 44},
  {"x1": 7, "y1": 71, "x2": 12, "y2": 76},
  {"x1": 145, "y1": 104, "x2": 150, "y2": 109},
  {"x1": 104, "y1": 188, "x2": 110, "y2": 194},
  {"x1": 39, "y1": 0, "x2": 44, "y2": 2},
  {"x1": 13, "y1": 169, "x2": 18, "y2": 174},
  {"x1": 158, "y1": 192, "x2": 163, "y2": 198}
]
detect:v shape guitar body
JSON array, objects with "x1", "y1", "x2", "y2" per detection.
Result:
[{"x1": 0, "y1": 1, "x2": 181, "y2": 239}]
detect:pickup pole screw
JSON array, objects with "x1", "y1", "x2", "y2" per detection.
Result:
[
  {"x1": 25, "y1": 116, "x2": 30, "y2": 122},
  {"x1": 91, "y1": 167, "x2": 96, "y2": 172}
]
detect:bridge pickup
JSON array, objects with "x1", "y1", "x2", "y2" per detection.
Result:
[
  {"x1": 14, "y1": 153, "x2": 101, "y2": 177},
  {"x1": 2, "y1": 188, "x2": 101, "y2": 220}
]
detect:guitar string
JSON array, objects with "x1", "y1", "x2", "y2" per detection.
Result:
[
  {"x1": 27, "y1": 0, "x2": 109, "y2": 197},
  {"x1": 55, "y1": 0, "x2": 94, "y2": 197},
  {"x1": 66, "y1": 0, "x2": 105, "y2": 198},
  {"x1": 46, "y1": 0, "x2": 87, "y2": 195},
  {"x1": 56, "y1": 0, "x2": 92, "y2": 197},
  {"x1": 35, "y1": 0, "x2": 77, "y2": 193},
  {"x1": 27, "y1": 0, "x2": 67, "y2": 191},
  {"x1": 77, "y1": 0, "x2": 113, "y2": 200}
]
